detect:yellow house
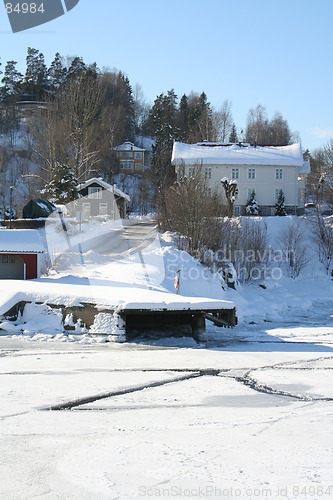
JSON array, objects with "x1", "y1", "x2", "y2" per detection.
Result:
[{"x1": 113, "y1": 141, "x2": 145, "y2": 174}]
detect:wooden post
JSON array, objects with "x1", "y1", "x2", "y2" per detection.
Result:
[{"x1": 191, "y1": 314, "x2": 206, "y2": 341}]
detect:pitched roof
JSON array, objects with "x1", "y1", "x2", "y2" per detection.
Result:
[
  {"x1": 113, "y1": 141, "x2": 145, "y2": 152},
  {"x1": 0, "y1": 229, "x2": 44, "y2": 253},
  {"x1": 172, "y1": 142, "x2": 305, "y2": 167},
  {"x1": 77, "y1": 178, "x2": 131, "y2": 202}
]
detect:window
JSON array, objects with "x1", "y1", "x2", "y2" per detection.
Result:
[
  {"x1": 234, "y1": 188, "x2": 239, "y2": 200},
  {"x1": 120, "y1": 160, "x2": 133, "y2": 170},
  {"x1": 119, "y1": 151, "x2": 132, "y2": 158},
  {"x1": 231, "y1": 168, "x2": 239, "y2": 180},
  {"x1": 134, "y1": 152, "x2": 142, "y2": 159},
  {"x1": 135, "y1": 163, "x2": 143, "y2": 171},
  {"x1": 234, "y1": 206, "x2": 241, "y2": 216},
  {"x1": 248, "y1": 168, "x2": 256, "y2": 179},
  {"x1": 205, "y1": 167, "x2": 212, "y2": 180},
  {"x1": 275, "y1": 188, "x2": 283, "y2": 199},
  {"x1": 276, "y1": 168, "x2": 283, "y2": 180},
  {"x1": 82, "y1": 202, "x2": 91, "y2": 218},
  {"x1": 88, "y1": 187, "x2": 102, "y2": 199},
  {"x1": 248, "y1": 188, "x2": 256, "y2": 198},
  {"x1": 99, "y1": 203, "x2": 108, "y2": 216}
]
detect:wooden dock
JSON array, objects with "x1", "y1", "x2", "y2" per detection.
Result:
[{"x1": 0, "y1": 281, "x2": 237, "y2": 342}]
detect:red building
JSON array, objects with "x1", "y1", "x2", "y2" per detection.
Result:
[{"x1": 0, "y1": 229, "x2": 44, "y2": 280}]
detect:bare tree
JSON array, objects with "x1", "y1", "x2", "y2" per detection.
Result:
[
  {"x1": 29, "y1": 72, "x2": 103, "y2": 185},
  {"x1": 278, "y1": 219, "x2": 309, "y2": 278},
  {"x1": 245, "y1": 105, "x2": 291, "y2": 146},
  {"x1": 158, "y1": 168, "x2": 224, "y2": 255},
  {"x1": 221, "y1": 177, "x2": 237, "y2": 218},
  {"x1": 245, "y1": 104, "x2": 269, "y2": 144},
  {"x1": 311, "y1": 211, "x2": 333, "y2": 274},
  {"x1": 268, "y1": 112, "x2": 291, "y2": 145},
  {"x1": 60, "y1": 73, "x2": 102, "y2": 180},
  {"x1": 211, "y1": 100, "x2": 233, "y2": 142}
]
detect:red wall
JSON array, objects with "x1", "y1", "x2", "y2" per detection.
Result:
[{"x1": 21, "y1": 254, "x2": 38, "y2": 279}]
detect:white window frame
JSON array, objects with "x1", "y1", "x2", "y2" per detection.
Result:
[
  {"x1": 231, "y1": 168, "x2": 239, "y2": 180},
  {"x1": 275, "y1": 168, "x2": 283, "y2": 180},
  {"x1": 99, "y1": 203, "x2": 108, "y2": 216},
  {"x1": 82, "y1": 202, "x2": 91, "y2": 218},
  {"x1": 205, "y1": 167, "x2": 212, "y2": 180},
  {"x1": 248, "y1": 168, "x2": 256, "y2": 180},
  {"x1": 233, "y1": 206, "x2": 241, "y2": 216},
  {"x1": 88, "y1": 187, "x2": 102, "y2": 199}
]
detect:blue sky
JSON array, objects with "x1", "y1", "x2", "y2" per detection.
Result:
[{"x1": 1, "y1": 0, "x2": 333, "y2": 152}]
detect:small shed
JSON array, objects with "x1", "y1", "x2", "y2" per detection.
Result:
[
  {"x1": 23, "y1": 199, "x2": 56, "y2": 219},
  {"x1": 0, "y1": 229, "x2": 44, "y2": 279}
]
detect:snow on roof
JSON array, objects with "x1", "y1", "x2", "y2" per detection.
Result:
[
  {"x1": 299, "y1": 159, "x2": 311, "y2": 175},
  {"x1": 172, "y1": 142, "x2": 305, "y2": 167},
  {"x1": 78, "y1": 178, "x2": 131, "y2": 202},
  {"x1": 0, "y1": 280, "x2": 235, "y2": 317},
  {"x1": 113, "y1": 141, "x2": 145, "y2": 152},
  {"x1": 0, "y1": 229, "x2": 44, "y2": 253}
]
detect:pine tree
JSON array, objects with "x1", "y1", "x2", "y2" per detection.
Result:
[
  {"x1": 41, "y1": 162, "x2": 78, "y2": 204},
  {"x1": 0, "y1": 61, "x2": 23, "y2": 142},
  {"x1": 187, "y1": 91, "x2": 213, "y2": 142},
  {"x1": 275, "y1": 191, "x2": 287, "y2": 216},
  {"x1": 178, "y1": 94, "x2": 189, "y2": 141},
  {"x1": 0, "y1": 60, "x2": 23, "y2": 101},
  {"x1": 24, "y1": 47, "x2": 48, "y2": 100},
  {"x1": 66, "y1": 56, "x2": 87, "y2": 81},
  {"x1": 48, "y1": 52, "x2": 67, "y2": 90},
  {"x1": 150, "y1": 90, "x2": 179, "y2": 193},
  {"x1": 229, "y1": 123, "x2": 238, "y2": 143},
  {"x1": 246, "y1": 191, "x2": 260, "y2": 215}
]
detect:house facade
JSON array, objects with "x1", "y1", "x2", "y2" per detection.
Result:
[
  {"x1": 172, "y1": 142, "x2": 310, "y2": 216},
  {"x1": 0, "y1": 229, "x2": 44, "y2": 280},
  {"x1": 113, "y1": 141, "x2": 145, "y2": 174},
  {"x1": 77, "y1": 178, "x2": 130, "y2": 219}
]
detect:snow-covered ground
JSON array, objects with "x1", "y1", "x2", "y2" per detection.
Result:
[{"x1": 0, "y1": 216, "x2": 333, "y2": 499}]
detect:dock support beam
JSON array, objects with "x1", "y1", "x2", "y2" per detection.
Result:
[{"x1": 191, "y1": 314, "x2": 207, "y2": 341}]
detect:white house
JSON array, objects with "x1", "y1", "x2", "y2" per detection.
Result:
[{"x1": 171, "y1": 142, "x2": 310, "y2": 215}]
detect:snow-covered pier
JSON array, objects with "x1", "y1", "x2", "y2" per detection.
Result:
[{"x1": 0, "y1": 280, "x2": 237, "y2": 342}]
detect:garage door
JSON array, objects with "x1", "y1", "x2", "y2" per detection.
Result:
[{"x1": 0, "y1": 255, "x2": 25, "y2": 279}]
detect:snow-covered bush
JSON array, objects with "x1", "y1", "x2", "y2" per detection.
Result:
[
  {"x1": 275, "y1": 191, "x2": 288, "y2": 216},
  {"x1": 245, "y1": 192, "x2": 260, "y2": 216}
]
